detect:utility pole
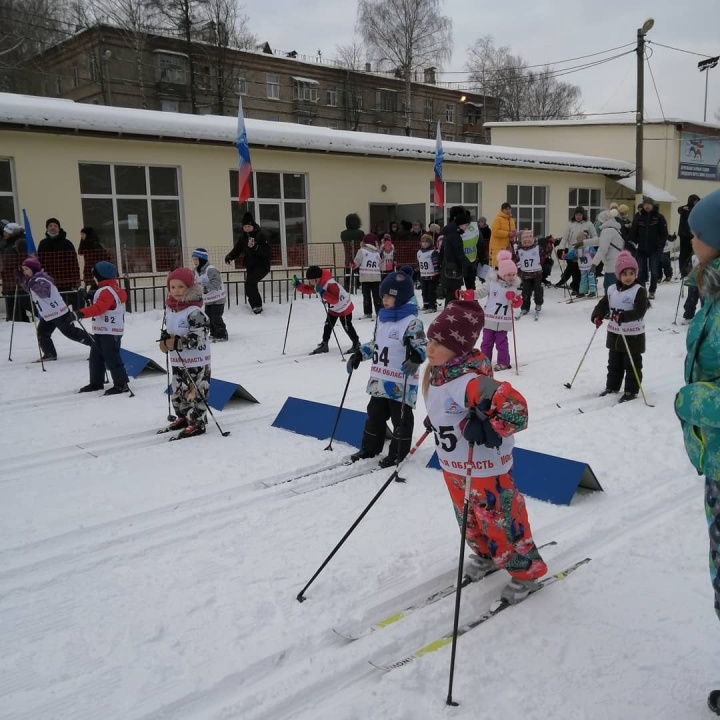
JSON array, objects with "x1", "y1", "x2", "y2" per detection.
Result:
[
  {"x1": 698, "y1": 56, "x2": 719, "y2": 123},
  {"x1": 635, "y1": 18, "x2": 654, "y2": 210}
]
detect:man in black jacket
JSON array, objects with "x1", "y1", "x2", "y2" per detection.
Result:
[
  {"x1": 677, "y1": 194, "x2": 700, "y2": 276},
  {"x1": 225, "y1": 212, "x2": 271, "y2": 314},
  {"x1": 38, "y1": 217, "x2": 81, "y2": 310},
  {"x1": 627, "y1": 197, "x2": 668, "y2": 300},
  {"x1": 440, "y1": 209, "x2": 472, "y2": 299}
]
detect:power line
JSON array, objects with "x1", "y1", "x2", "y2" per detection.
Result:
[
  {"x1": 647, "y1": 40, "x2": 717, "y2": 59},
  {"x1": 644, "y1": 47, "x2": 666, "y2": 122}
]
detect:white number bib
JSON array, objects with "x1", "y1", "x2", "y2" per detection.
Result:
[
  {"x1": 359, "y1": 248, "x2": 380, "y2": 278},
  {"x1": 369, "y1": 315, "x2": 417, "y2": 386},
  {"x1": 417, "y1": 248, "x2": 437, "y2": 278},
  {"x1": 165, "y1": 306, "x2": 211, "y2": 367},
  {"x1": 91, "y1": 286, "x2": 125, "y2": 334},
  {"x1": 30, "y1": 281, "x2": 68, "y2": 321},
  {"x1": 607, "y1": 284, "x2": 645, "y2": 336},
  {"x1": 484, "y1": 280, "x2": 513, "y2": 323},
  {"x1": 326, "y1": 279, "x2": 352, "y2": 314},
  {"x1": 517, "y1": 245, "x2": 541, "y2": 273},
  {"x1": 194, "y1": 264, "x2": 226, "y2": 303}
]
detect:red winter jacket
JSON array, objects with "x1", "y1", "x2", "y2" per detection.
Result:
[
  {"x1": 78, "y1": 279, "x2": 127, "y2": 318},
  {"x1": 296, "y1": 268, "x2": 354, "y2": 317}
]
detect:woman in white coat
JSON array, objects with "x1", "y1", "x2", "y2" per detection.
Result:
[{"x1": 592, "y1": 210, "x2": 625, "y2": 292}]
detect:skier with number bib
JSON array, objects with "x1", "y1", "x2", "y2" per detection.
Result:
[
  {"x1": 417, "y1": 233, "x2": 440, "y2": 312},
  {"x1": 353, "y1": 233, "x2": 382, "y2": 319},
  {"x1": 422, "y1": 300, "x2": 547, "y2": 603},
  {"x1": 514, "y1": 229, "x2": 545, "y2": 318},
  {"x1": 346, "y1": 266, "x2": 426, "y2": 468},
  {"x1": 158, "y1": 268, "x2": 212, "y2": 440},
  {"x1": 192, "y1": 247, "x2": 228, "y2": 342},
  {"x1": 75, "y1": 261, "x2": 130, "y2": 395},
  {"x1": 479, "y1": 250, "x2": 521, "y2": 372},
  {"x1": 19, "y1": 256, "x2": 91, "y2": 362}
]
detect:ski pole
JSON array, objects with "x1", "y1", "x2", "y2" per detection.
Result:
[
  {"x1": 282, "y1": 299, "x2": 294, "y2": 354},
  {"x1": 390, "y1": 372, "x2": 410, "y2": 482},
  {"x1": 28, "y1": 297, "x2": 45, "y2": 372},
  {"x1": 672, "y1": 279, "x2": 684, "y2": 325},
  {"x1": 564, "y1": 324, "x2": 601, "y2": 389},
  {"x1": 618, "y1": 327, "x2": 654, "y2": 407},
  {"x1": 325, "y1": 366, "x2": 354, "y2": 451},
  {"x1": 160, "y1": 318, "x2": 176, "y2": 421},
  {"x1": 297, "y1": 430, "x2": 430, "y2": 603},
  {"x1": 322, "y1": 300, "x2": 346, "y2": 361},
  {"x1": 509, "y1": 305, "x2": 520, "y2": 376},
  {"x1": 446, "y1": 441, "x2": 475, "y2": 707},
  {"x1": 174, "y1": 349, "x2": 231, "y2": 436},
  {"x1": 7, "y1": 285, "x2": 18, "y2": 361}
]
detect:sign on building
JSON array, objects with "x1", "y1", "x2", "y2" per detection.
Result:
[{"x1": 678, "y1": 131, "x2": 720, "y2": 181}]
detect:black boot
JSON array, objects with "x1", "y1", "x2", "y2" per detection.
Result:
[
  {"x1": 598, "y1": 388, "x2": 618, "y2": 397},
  {"x1": 309, "y1": 341, "x2": 329, "y2": 355},
  {"x1": 349, "y1": 449, "x2": 375, "y2": 463},
  {"x1": 708, "y1": 690, "x2": 720, "y2": 715},
  {"x1": 78, "y1": 383, "x2": 104, "y2": 393},
  {"x1": 618, "y1": 392, "x2": 638, "y2": 403},
  {"x1": 103, "y1": 385, "x2": 130, "y2": 396}
]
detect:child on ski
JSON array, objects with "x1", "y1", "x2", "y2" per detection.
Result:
[
  {"x1": 353, "y1": 233, "x2": 382, "y2": 319},
  {"x1": 590, "y1": 251, "x2": 648, "y2": 402},
  {"x1": 673, "y1": 188, "x2": 720, "y2": 715},
  {"x1": 514, "y1": 229, "x2": 545, "y2": 317},
  {"x1": 381, "y1": 237, "x2": 395, "y2": 279},
  {"x1": 76, "y1": 261, "x2": 130, "y2": 395},
  {"x1": 293, "y1": 265, "x2": 361, "y2": 355},
  {"x1": 346, "y1": 266, "x2": 426, "y2": 467},
  {"x1": 192, "y1": 248, "x2": 228, "y2": 342},
  {"x1": 158, "y1": 267, "x2": 211, "y2": 439},
  {"x1": 19, "y1": 256, "x2": 90, "y2": 361},
  {"x1": 479, "y1": 250, "x2": 521, "y2": 372},
  {"x1": 417, "y1": 233, "x2": 440, "y2": 312},
  {"x1": 423, "y1": 300, "x2": 547, "y2": 603},
  {"x1": 567, "y1": 231, "x2": 597, "y2": 298}
]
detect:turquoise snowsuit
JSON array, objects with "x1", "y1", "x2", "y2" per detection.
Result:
[{"x1": 675, "y1": 258, "x2": 720, "y2": 620}]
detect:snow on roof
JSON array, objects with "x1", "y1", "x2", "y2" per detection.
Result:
[
  {"x1": 486, "y1": 117, "x2": 720, "y2": 131},
  {"x1": 0, "y1": 93, "x2": 634, "y2": 176},
  {"x1": 615, "y1": 175, "x2": 678, "y2": 203}
]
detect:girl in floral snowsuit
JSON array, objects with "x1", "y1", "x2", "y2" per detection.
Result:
[
  {"x1": 423, "y1": 300, "x2": 547, "y2": 604},
  {"x1": 674, "y1": 189, "x2": 720, "y2": 714}
]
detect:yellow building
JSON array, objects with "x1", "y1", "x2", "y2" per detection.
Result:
[{"x1": 1, "y1": 92, "x2": 636, "y2": 287}]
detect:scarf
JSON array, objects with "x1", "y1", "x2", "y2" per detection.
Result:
[
  {"x1": 430, "y1": 348, "x2": 493, "y2": 387},
  {"x1": 378, "y1": 296, "x2": 418, "y2": 323},
  {"x1": 165, "y1": 283, "x2": 204, "y2": 311}
]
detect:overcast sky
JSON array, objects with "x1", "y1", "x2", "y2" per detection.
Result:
[{"x1": 244, "y1": 0, "x2": 720, "y2": 124}]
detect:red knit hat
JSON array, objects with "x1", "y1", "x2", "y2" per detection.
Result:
[
  {"x1": 167, "y1": 267, "x2": 194, "y2": 288},
  {"x1": 427, "y1": 300, "x2": 485, "y2": 357}
]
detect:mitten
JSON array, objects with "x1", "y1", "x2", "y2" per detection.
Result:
[
  {"x1": 462, "y1": 407, "x2": 503, "y2": 448},
  {"x1": 456, "y1": 288, "x2": 475, "y2": 301},
  {"x1": 423, "y1": 416, "x2": 434, "y2": 434},
  {"x1": 511, "y1": 295, "x2": 522, "y2": 309},
  {"x1": 159, "y1": 339, "x2": 169, "y2": 354},
  {"x1": 316, "y1": 285, "x2": 325, "y2": 296},
  {"x1": 611, "y1": 311, "x2": 625, "y2": 325},
  {"x1": 224, "y1": 254, "x2": 232, "y2": 264},
  {"x1": 346, "y1": 350, "x2": 362, "y2": 374},
  {"x1": 401, "y1": 348, "x2": 423, "y2": 376},
  {"x1": 593, "y1": 316, "x2": 603, "y2": 328},
  {"x1": 292, "y1": 275, "x2": 301, "y2": 289}
]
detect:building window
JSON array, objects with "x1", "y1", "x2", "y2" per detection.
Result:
[
  {"x1": 508, "y1": 185, "x2": 547, "y2": 237},
  {"x1": 55, "y1": 76, "x2": 63, "y2": 95},
  {"x1": 71, "y1": 65, "x2": 80, "y2": 88},
  {"x1": 292, "y1": 78, "x2": 318, "y2": 102},
  {"x1": 156, "y1": 52, "x2": 188, "y2": 84},
  {"x1": 266, "y1": 73, "x2": 280, "y2": 99},
  {"x1": 443, "y1": 134, "x2": 455, "y2": 142},
  {"x1": 87, "y1": 52, "x2": 99, "y2": 82},
  {"x1": 161, "y1": 100, "x2": 179, "y2": 113},
  {"x1": 378, "y1": 127, "x2": 391, "y2": 135},
  {"x1": 229, "y1": 170, "x2": 308, "y2": 267},
  {"x1": 297, "y1": 117, "x2": 312, "y2": 125},
  {"x1": 198, "y1": 64, "x2": 211, "y2": 90},
  {"x1": 377, "y1": 89, "x2": 397, "y2": 112},
  {"x1": 445, "y1": 103, "x2": 455, "y2": 123},
  {"x1": 568, "y1": 188, "x2": 603, "y2": 222},
  {"x1": 464, "y1": 104, "x2": 482, "y2": 125},
  {"x1": 78, "y1": 163, "x2": 183, "y2": 274},
  {"x1": 429, "y1": 181, "x2": 481, "y2": 226},
  {"x1": 326, "y1": 87, "x2": 338, "y2": 106},
  {"x1": 424, "y1": 98, "x2": 433, "y2": 121},
  {"x1": 237, "y1": 72, "x2": 247, "y2": 95},
  {"x1": 0, "y1": 159, "x2": 18, "y2": 222},
  {"x1": 327, "y1": 123, "x2": 339, "y2": 130}
]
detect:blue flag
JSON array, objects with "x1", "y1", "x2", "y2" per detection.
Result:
[{"x1": 22, "y1": 209, "x2": 37, "y2": 255}]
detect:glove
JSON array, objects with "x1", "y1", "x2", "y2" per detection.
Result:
[
  {"x1": 611, "y1": 311, "x2": 625, "y2": 325},
  {"x1": 401, "y1": 348, "x2": 423, "y2": 376},
  {"x1": 346, "y1": 349, "x2": 362, "y2": 374},
  {"x1": 511, "y1": 295, "x2": 522, "y2": 309},
  {"x1": 316, "y1": 285, "x2": 325, "y2": 296},
  {"x1": 224, "y1": 254, "x2": 233, "y2": 264},
  {"x1": 292, "y1": 275, "x2": 301, "y2": 289},
  {"x1": 593, "y1": 316, "x2": 603, "y2": 328},
  {"x1": 203, "y1": 287, "x2": 208, "y2": 294},
  {"x1": 423, "y1": 415, "x2": 434, "y2": 434},
  {"x1": 456, "y1": 288, "x2": 475, "y2": 301},
  {"x1": 349, "y1": 262, "x2": 357, "y2": 270},
  {"x1": 461, "y1": 408, "x2": 502, "y2": 448},
  {"x1": 509, "y1": 229, "x2": 517, "y2": 240},
  {"x1": 158, "y1": 339, "x2": 169, "y2": 354},
  {"x1": 161, "y1": 335, "x2": 182, "y2": 352}
]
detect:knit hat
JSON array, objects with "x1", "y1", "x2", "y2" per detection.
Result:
[
  {"x1": 496, "y1": 250, "x2": 517, "y2": 279},
  {"x1": 3, "y1": 222, "x2": 20, "y2": 235},
  {"x1": 520, "y1": 229, "x2": 534, "y2": 244},
  {"x1": 192, "y1": 247, "x2": 209, "y2": 261},
  {"x1": 92, "y1": 261, "x2": 117, "y2": 280},
  {"x1": 428, "y1": 223, "x2": 441, "y2": 233},
  {"x1": 615, "y1": 251, "x2": 638, "y2": 276},
  {"x1": 167, "y1": 267, "x2": 194, "y2": 288},
  {"x1": 618, "y1": 204, "x2": 630, "y2": 214},
  {"x1": 363, "y1": 233, "x2": 379, "y2": 246},
  {"x1": 597, "y1": 210, "x2": 614, "y2": 224},
  {"x1": 689, "y1": 188, "x2": 720, "y2": 252},
  {"x1": 22, "y1": 256, "x2": 42, "y2": 273},
  {"x1": 306, "y1": 265, "x2": 323, "y2": 280},
  {"x1": 45, "y1": 217, "x2": 60, "y2": 229},
  {"x1": 453, "y1": 210, "x2": 472, "y2": 227},
  {"x1": 427, "y1": 300, "x2": 485, "y2": 358},
  {"x1": 379, "y1": 266, "x2": 415, "y2": 306},
  {"x1": 241, "y1": 212, "x2": 255, "y2": 226},
  {"x1": 572, "y1": 206, "x2": 585, "y2": 218}
]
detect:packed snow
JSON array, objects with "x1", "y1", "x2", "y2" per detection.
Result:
[{"x1": 0, "y1": 279, "x2": 714, "y2": 720}]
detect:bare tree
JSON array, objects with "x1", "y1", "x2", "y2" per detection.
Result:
[
  {"x1": 357, "y1": 0, "x2": 452, "y2": 136},
  {"x1": 335, "y1": 42, "x2": 367, "y2": 131},
  {"x1": 467, "y1": 35, "x2": 581, "y2": 121}
]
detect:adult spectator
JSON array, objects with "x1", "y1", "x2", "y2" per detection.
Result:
[
  {"x1": 341, "y1": 212, "x2": 365, "y2": 291},
  {"x1": 409, "y1": 220, "x2": 424, "y2": 243},
  {"x1": 225, "y1": 211, "x2": 271, "y2": 314},
  {"x1": 616, "y1": 204, "x2": 632, "y2": 242},
  {"x1": 677, "y1": 194, "x2": 701, "y2": 276},
  {"x1": 592, "y1": 210, "x2": 625, "y2": 292},
  {"x1": 490, "y1": 203, "x2": 516, "y2": 268},
  {"x1": 1, "y1": 222, "x2": 28, "y2": 322},
  {"x1": 477, "y1": 216, "x2": 491, "y2": 267},
  {"x1": 78, "y1": 227, "x2": 110, "y2": 288},
  {"x1": 556, "y1": 206, "x2": 597, "y2": 294},
  {"x1": 38, "y1": 217, "x2": 81, "y2": 310},
  {"x1": 628, "y1": 197, "x2": 668, "y2": 300},
  {"x1": 440, "y1": 208, "x2": 472, "y2": 299},
  {"x1": 449, "y1": 205, "x2": 479, "y2": 291}
]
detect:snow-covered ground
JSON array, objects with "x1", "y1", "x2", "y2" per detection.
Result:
[{"x1": 0, "y1": 279, "x2": 715, "y2": 720}]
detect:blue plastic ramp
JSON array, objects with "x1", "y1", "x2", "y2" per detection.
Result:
[
  {"x1": 427, "y1": 447, "x2": 602, "y2": 506},
  {"x1": 120, "y1": 348, "x2": 165, "y2": 378},
  {"x1": 207, "y1": 377, "x2": 259, "y2": 410},
  {"x1": 272, "y1": 396, "x2": 366, "y2": 446}
]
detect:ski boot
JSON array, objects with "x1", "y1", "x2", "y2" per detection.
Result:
[
  {"x1": 618, "y1": 392, "x2": 638, "y2": 403},
  {"x1": 493, "y1": 363, "x2": 512, "y2": 372},
  {"x1": 170, "y1": 424, "x2": 207, "y2": 441},
  {"x1": 708, "y1": 690, "x2": 720, "y2": 715},
  {"x1": 157, "y1": 417, "x2": 188, "y2": 434},
  {"x1": 310, "y1": 341, "x2": 329, "y2": 355},
  {"x1": 520, "y1": 308, "x2": 529, "y2": 317},
  {"x1": 103, "y1": 385, "x2": 130, "y2": 396},
  {"x1": 78, "y1": 383, "x2": 104, "y2": 393},
  {"x1": 377, "y1": 455, "x2": 397, "y2": 469},
  {"x1": 534, "y1": 305, "x2": 542, "y2": 321},
  {"x1": 347, "y1": 449, "x2": 375, "y2": 464},
  {"x1": 464, "y1": 554, "x2": 495, "y2": 582},
  {"x1": 500, "y1": 577, "x2": 539, "y2": 604},
  {"x1": 345, "y1": 341, "x2": 362, "y2": 354},
  {"x1": 598, "y1": 388, "x2": 618, "y2": 397}
]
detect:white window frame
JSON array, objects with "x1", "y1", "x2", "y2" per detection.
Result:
[
  {"x1": 78, "y1": 162, "x2": 184, "y2": 275},
  {"x1": 293, "y1": 79, "x2": 318, "y2": 103},
  {"x1": 377, "y1": 88, "x2": 397, "y2": 112},
  {"x1": 326, "y1": 87, "x2": 338, "y2": 106},
  {"x1": 55, "y1": 76, "x2": 63, "y2": 95},
  {"x1": 237, "y1": 71, "x2": 247, "y2": 95},
  {"x1": 156, "y1": 51, "x2": 188, "y2": 84},
  {"x1": 429, "y1": 181, "x2": 482, "y2": 225},
  {"x1": 507, "y1": 184, "x2": 548, "y2": 237},
  {"x1": 424, "y1": 98, "x2": 433, "y2": 121},
  {"x1": 445, "y1": 103, "x2": 455, "y2": 123},
  {"x1": 568, "y1": 187, "x2": 604, "y2": 223},
  {"x1": 87, "y1": 52, "x2": 98, "y2": 82},
  {"x1": 0, "y1": 158, "x2": 19, "y2": 222},
  {"x1": 71, "y1": 65, "x2": 80, "y2": 88},
  {"x1": 266, "y1": 73, "x2": 280, "y2": 100}
]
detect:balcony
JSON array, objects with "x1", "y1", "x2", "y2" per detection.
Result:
[
  {"x1": 292, "y1": 98, "x2": 319, "y2": 116},
  {"x1": 462, "y1": 122, "x2": 483, "y2": 135},
  {"x1": 156, "y1": 79, "x2": 188, "y2": 99},
  {"x1": 369, "y1": 108, "x2": 401, "y2": 126}
]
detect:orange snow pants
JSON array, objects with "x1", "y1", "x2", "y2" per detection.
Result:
[{"x1": 443, "y1": 469, "x2": 547, "y2": 580}]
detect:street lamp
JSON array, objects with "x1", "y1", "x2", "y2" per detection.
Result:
[
  {"x1": 699, "y1": 56, "x2": 719, "y2": 123},
  {"x1": 635, "y1": 18, "x2": 654, "y2": 209}
]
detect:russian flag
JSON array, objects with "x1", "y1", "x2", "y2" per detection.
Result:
[
  {"x1": 22, "y1": 208, "x2": 37, "y2": 255},
  {"x1": 236, "y1": 95, "x2": 252, "y2": 204},
  {"x1": 433, "y1": 121, "x2": 444, "y2": 209}
]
